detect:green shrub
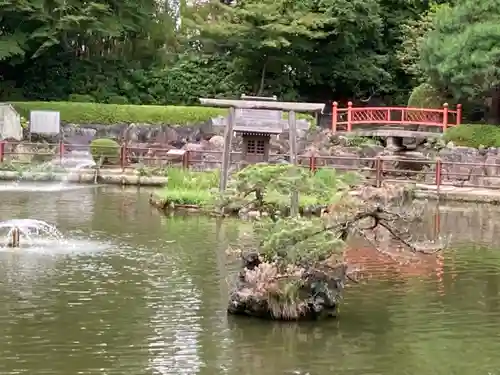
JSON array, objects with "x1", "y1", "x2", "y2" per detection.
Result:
[
  {"x1": 90, "y1": 138, "x2": 121, "y2": 165},
  {"x1": 443, "y1": 124, "x2": 500, "y2": 148},
  {"x1": 107, "y1": 95, "x2": 129, "y2": 104},
  {"x1": 69, "y1": 94, "x2": 95, "y2": 103},
  {"x1": 408, "y1": 83, "x2": 444, "y2": 108},
  {"x1": 12, "y1": 101, "x2": 227, "y2": 125}
]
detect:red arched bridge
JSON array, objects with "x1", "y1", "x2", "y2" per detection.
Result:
[{"x1": 331, "y1": 102, "x2": 462, "y2": 133}]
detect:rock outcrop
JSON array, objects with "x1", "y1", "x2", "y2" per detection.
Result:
[{"x1": 227, "y1": 251, "x2": 347, "y2": 320}]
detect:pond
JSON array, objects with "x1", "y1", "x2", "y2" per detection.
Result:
[{"x1": 0, "y1": 184, "x2": 499, "y2": 375}]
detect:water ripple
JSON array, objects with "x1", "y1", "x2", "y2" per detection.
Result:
[{"x1": 0, "y1": 190, "x2": 499, "y2": 374}]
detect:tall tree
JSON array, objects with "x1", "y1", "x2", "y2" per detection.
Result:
[
  {"x1": 190, "y1": 0, "x2": 392, "y2": 101},
  {"x1": 419, "y1": 0, "x2": 500, "y2": 122}
]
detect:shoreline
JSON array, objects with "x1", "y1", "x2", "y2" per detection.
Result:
[
  {"x1": 413, "y1": 183, "x2": 500, "y2": 204},
  {"x1": 1, "y1": 169, "x2": 500, "y2": 203},
  {"x1": 149, "y1": 184, "x2": 500, "y2": 216},
  {"x1": 0, "y1": 169, "x2": 168, "y2": 186}
]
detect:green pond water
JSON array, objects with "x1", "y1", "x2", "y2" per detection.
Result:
[{"x1": 0, "y1": 184, "x2": 499, "y2": 375}]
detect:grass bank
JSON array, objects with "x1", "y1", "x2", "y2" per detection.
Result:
[
  {"x1": 12, "y1": 101, "x2": 314, "y2": 126},
  {"x1": 159, "y1": 168, "x2": 219, "y2": 206},
  {"x1": 444, "y1": 124, "x2": 500, "y2": 148}
]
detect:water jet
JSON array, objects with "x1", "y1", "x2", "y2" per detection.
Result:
[{"x1": 0, "y1": 219, "x2": 64, "y2": 248}]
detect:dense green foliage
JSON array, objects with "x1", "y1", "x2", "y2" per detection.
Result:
[
  {"x1": 13, "y1": 102, "x2": 226, "y2": 125},
  {"x1": 0, "y1": 0, "x2": 447, "y2": 107},
  {"x1": 3, "y1": 0, "x2": 500, "y2": 123},
  {"x1": 419, "y1": 0, "x2": 500, "y2": 122},
  {"x1": 218, "y1": 164, "x2": 360, "y2": 215},
  {"x1": 444, "y1": 124, "x2": 500, "y2": 148},
  {"x1": 90, "y1": 138, "x2": 120, "y2": 164}
]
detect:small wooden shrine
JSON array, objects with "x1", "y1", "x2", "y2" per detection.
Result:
[{"x1": 233, "y1": 95, "x2": 284, "y2": 163}]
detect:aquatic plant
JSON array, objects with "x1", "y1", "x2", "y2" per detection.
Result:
[
  {"x1": 166, "y1": 167, "x2": 219, "y2": 190},
  {"x1": 155, "y1": 168, "x2": 220, "y2": 207}
]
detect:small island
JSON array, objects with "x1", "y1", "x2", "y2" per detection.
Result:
[{"x1": 152, "y1": 163, "x2": 442, "y2": 320}]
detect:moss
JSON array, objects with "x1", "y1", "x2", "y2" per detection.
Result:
[
  {"x1": 12, "y1": 101, "x2": 227, "y2": 125},
  {"x1": 443, "y1": 124, "x2": 500, "y2": 148},
  {"x1": 11, "y1": 101, "x2": 314, "y2": 126}
]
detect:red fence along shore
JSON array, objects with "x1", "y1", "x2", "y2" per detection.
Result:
[{"x1": 0, "y1": 140, "x2": 497, "y2": 192}]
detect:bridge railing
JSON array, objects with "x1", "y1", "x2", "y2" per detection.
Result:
[{"x1": 331, "y1": 102, "x2": 462, "y2": 133}]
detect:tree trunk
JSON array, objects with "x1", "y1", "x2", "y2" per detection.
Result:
[
  {"x1": 487, "y1": 86, "x2": 500, "y2": 124},
  {"x1": 256, "y1": 58, "x2": 268, "y2": 96}
]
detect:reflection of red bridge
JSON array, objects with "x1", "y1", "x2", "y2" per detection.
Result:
[{"x1": 331, "y1": 102, "x2": 462, "y2": 133}]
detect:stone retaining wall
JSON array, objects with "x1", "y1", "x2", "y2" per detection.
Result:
[
  {"x1": 6, "y1": 125, "x2": 500, "y2": 187},
  {"x1": 0, "y1": 169, "x2": 167, "y2": 186}
]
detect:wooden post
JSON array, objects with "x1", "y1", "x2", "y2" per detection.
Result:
[
  {"x1": 288, "y1": 110, "x2": 299, "y2": 216},
  {"x1": 219, "y1": 106, "x2": 235, "y2": 193},
  {"x1": 375, "y1": 156, "x2": 382, "y2": 188},
  {"x1": 58, "y1": 140, "x2": 64, "y2": 166},
  {"x1": 332, "y1": 102, "x2": 338, "y2": 133},
  {"x1": 347, "y1": 101, "x2": 353, "y2": 132},
  {"x1": 456, "y1": 104, "x2": 462, "y2": 126},
  {"x1": 442, "y1": 103, "x2": 449, "y2": 131},
  {"x1": 435, "y1": 157, "x2": 442, "y2": 195}
]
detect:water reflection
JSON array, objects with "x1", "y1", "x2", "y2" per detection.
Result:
[{"x1": 0, "y1": 186, "x2": 499, "y2": 375}]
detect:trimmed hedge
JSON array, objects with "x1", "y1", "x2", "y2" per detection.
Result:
[
  {"x1": 90, "y1": 138, "x2": 121, "y2": 164},
  {"x1": 444, "y1": 124, "x2": 500, "y2": 148},
  {"x1": 11, "y1": 101, "x2": 314, "y2": 126},
  {"x1": 12, "y1": 101, "x2": 226, "y2": 125}
]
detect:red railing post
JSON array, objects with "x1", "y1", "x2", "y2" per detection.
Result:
[
  {"x1": 442, "y1": 103, "x2": 449, "y2": 131},
  {"x1": 182, "y1": 150, "x2": 190, "y2": 169},
  {"x1": 0, "y1": 141, "x2": 4, "y2": 163},
  {"x1": 58, "y1": 141, "x2": 64, "y2": 165},
  {"x1": 309, "y1": 154, "x2": 316, "y2": 173},
  {"x1": 456, "y1": 104, "x2": 462, "y2": 126},
  {"x1": 347, "y1": 101, "x2": 353, "y2": 132},
  {"x1": 375, "y1": 156, "x2": 382, "y2": 187},
  {"x1": 332, "y1": 102, "x2": 338, "y2": 133},
  {"x1": 435, "y1": 157, "x2": 442, "y2": 194}
]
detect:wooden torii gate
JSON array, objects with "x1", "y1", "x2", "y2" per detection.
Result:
[{"x1": 199, "y1": 97, "x2": 324, "y2": 216}]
